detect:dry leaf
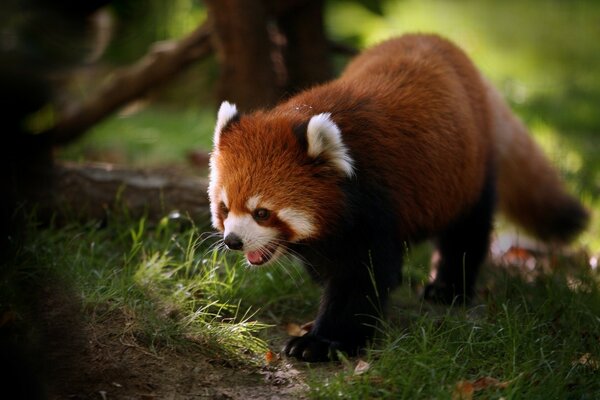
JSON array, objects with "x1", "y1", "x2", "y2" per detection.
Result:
[
  {"x1": 300, "y1": 320, "x2": 314, "y2": 332},
  {"x1": 284, "y1": 322, "x2": 309, "y2": 337},
  {"x1": 572, "y1": 353, "x2": 599, "y2": 370},
  {"x1": 453, "y1": 376, "x2": 511, "y2": 399},
  {"x1": 472, "y1": 376, "x2": 510, "y2": 390},
  {"x1": 354, "y1": 360, "x2": 370, "y2": 375},
  {"x1": 265, "y1": 350, "x2": 277, "y2": 364},
  {"x1": 452, "y1": 380, "x2": 474, "y2": 400}
]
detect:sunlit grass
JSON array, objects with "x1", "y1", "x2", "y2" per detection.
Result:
[{"x1": 9, "y1": 216, "x2": 275, "y2": 365}]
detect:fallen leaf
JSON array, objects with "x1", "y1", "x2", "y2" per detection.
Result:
[
  {"x1": 472, "y1": 376, "x2": 510, "y2": 390},
  {"x1": 300, "y1": 320, "x2": 314, "y2": 332},
  {"x1": 284, "y1": 322, "x2": 309, "y2": 337},
  {"x1": 453, "y1": 376, "x2": 511, "y2": 399},
  {"x1": 503, "y1": 246, "x2": 534, "y2": 261},
  {"x1": 572, "y1": 353, "x2": 600, "y2": 370},
  {"x1": 353, "y1": 360, "x2": 370, "y2": 375},
  {"x1": 265, "y1": 350, "x2": 278, "y2": 364},
  {"x1": 452, "y1": 380, "x2": 474, "y2": 400}
]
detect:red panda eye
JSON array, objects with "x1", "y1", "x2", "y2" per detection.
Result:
[
  {"x1": 253, "y1": 208, "x2": 270, "y2": 221},
  {"x1": 219, "y1": 202, "x2": 229, "y2": 217}
]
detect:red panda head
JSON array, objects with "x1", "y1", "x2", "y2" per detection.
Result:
[{"x1": 208, "y1": 101, "x2": 354, "y2": 266}]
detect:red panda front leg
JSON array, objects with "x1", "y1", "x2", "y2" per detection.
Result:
[
  {"x1": 284, "y1": 230, "x2": 403, "y2": 362},
  {"x1": 284, "y1": 274, "x2": 383, "y2": 361}
]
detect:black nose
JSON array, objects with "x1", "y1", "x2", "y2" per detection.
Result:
[{"x1": 224, "y1": 233, "x2": 244, "y2": 250}]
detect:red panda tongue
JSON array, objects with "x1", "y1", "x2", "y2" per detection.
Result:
[{"x1": 246, "y1": 250, "x2": 265, "y2": 265}]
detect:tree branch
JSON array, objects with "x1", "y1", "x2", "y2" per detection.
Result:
[{"x1": 46, "y1": 23, "x2": 212, "y2": 146}]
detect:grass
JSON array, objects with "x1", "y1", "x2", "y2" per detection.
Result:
[
  {"x1": 5, "y1": 214, "x2": 599, "y2": 397},
  {"x1": 310, "y1": 266, "x2": 600, "y2": 398},
  {"x1": 57, "y1": 106, "x2": 216, "y2": 167},
  {"x1": 25, "y1": 0, "x2": 600, "y2": 397},
  {"x1": 4, "y1": 215, "x2": 278, "y2": 366}
]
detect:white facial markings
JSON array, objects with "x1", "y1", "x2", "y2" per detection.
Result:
[
  {"x1": 246, "y1": 195, "x2": 274, "y2": 213},
  {"x1": 277, "y1": 207, "x2": 316, "y2": 240},
  {"x1": 245, "y1": 195, "x2": 261, "y2": 212},
  {"x1": 306, "y1": 113, "x2": 355, "y2": 177},
  {"x1": 208, "y1": 153, "x2": 221, "y2": 229},
  {"x1": 213, "y1": 101, "x2": 239, "y2": 146},
  {"x1": 223, "y1": 212, "x2": 279, "y2": 253}
]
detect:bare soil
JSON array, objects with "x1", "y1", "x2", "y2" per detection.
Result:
[{"x1": 29, "y1": 282, "x2": 322, "y2": 400}]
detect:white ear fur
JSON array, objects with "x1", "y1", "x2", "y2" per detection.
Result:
[
  {"x1": 306, "y1": 113, "x2": 354, "y2": 177},
  {"x1": 214, "y1": 101, "x2": 239, "y2": 146}
]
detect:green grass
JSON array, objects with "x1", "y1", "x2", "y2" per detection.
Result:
[
  {"x1": 57, "y1": 106, "x2": 216, "y2": 167},
  {"x1": 5, "y1": 215, "x2": 599, "y2": 397},
  {"x1": 310, "y1": 266, "x2": 600, "y2": 399},
  {"x1": 4, "y1": 215, "x2": 279, "y2": 366}
]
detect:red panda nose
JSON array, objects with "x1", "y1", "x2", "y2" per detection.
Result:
[{"x1": 224, "y1": 233, "x2": 244, "y2": 251}]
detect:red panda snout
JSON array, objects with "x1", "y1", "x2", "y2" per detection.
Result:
[
  {"x1": 223, "y1": 233, "x2": 243, "y2": 250},
  {"x1": 222, "y1": 211, "x2": 282, "y2": 265}
]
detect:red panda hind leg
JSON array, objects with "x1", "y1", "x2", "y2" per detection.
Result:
[{"x1": 424, "y1": 166, "x2": 496, "y2": 304}]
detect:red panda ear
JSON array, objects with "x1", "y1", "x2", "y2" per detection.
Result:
[
  {"x1": 306, "y1": 113, "x2": 355, "y2": 177},
  {"x1": 214, "y1": 101, "x2": 239, "y2": 146}
]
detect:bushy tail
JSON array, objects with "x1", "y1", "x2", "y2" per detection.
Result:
[{"x1": 486, "y1": 82, "x2": 589, "y2": 242}]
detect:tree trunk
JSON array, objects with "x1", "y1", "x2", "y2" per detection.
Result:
[
  {"x1": 278, "y1": 0, "x2": 332, "y2": 93},
  {"x1": 205, "y1": 0, "x2": 282, "y2": 111}
]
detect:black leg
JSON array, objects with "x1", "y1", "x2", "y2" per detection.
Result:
[
  {"x1": 285, "y1": 239, "x2": 403, "y2": 362},
  {"x1": 424, "y1": 172, "x2": 496, "y2": 304}
]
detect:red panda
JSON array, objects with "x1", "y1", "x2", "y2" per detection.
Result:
[{"x1": 208, "y1": 34, "x2": 589, "y2": 362}]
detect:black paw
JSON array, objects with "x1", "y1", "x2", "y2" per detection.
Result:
[
  {"x1": 283, "y1": 334, "x2": 345, "y2": 362},
  {"x1": 423, "y1": 281, "x2": 471, "y2": 305}
]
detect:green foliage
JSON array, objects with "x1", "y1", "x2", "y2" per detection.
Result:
[
  {"x1": 106, "y1": 0, "x2": 206, "y2": 64},
  {"x1": 57, "y1": 106, "x2": 216, "y2": 166}
]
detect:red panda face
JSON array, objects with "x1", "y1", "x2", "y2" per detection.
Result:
[{"x1": 208, "y1": 101, "x2": 354, "y2": 266}]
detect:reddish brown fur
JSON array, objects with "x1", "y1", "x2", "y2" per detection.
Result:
[
  {"x1": 276, "y1": 34, "x2": 493, "y2": 240},
  {"x1": 485, "y1": 81, "x2": 589, "y2": 241},
  {"x1": 210, "y1": 33, "x2": 588, "y2": 361},
  {"x1": 213, "y1": 33, "x2": 586, "y2": 244}
]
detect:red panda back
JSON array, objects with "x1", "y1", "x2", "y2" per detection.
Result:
[{"x1": 279, "y1": 34, "x2": 494, "y2": 239}]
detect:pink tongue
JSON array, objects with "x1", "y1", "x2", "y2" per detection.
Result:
[{"x1": 246, "y1": 251, "x2": 263, "y2": 265}]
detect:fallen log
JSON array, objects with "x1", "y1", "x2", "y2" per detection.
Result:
[{"x1": 51, "y1": 162, "x2": 210, "y2": 223}]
